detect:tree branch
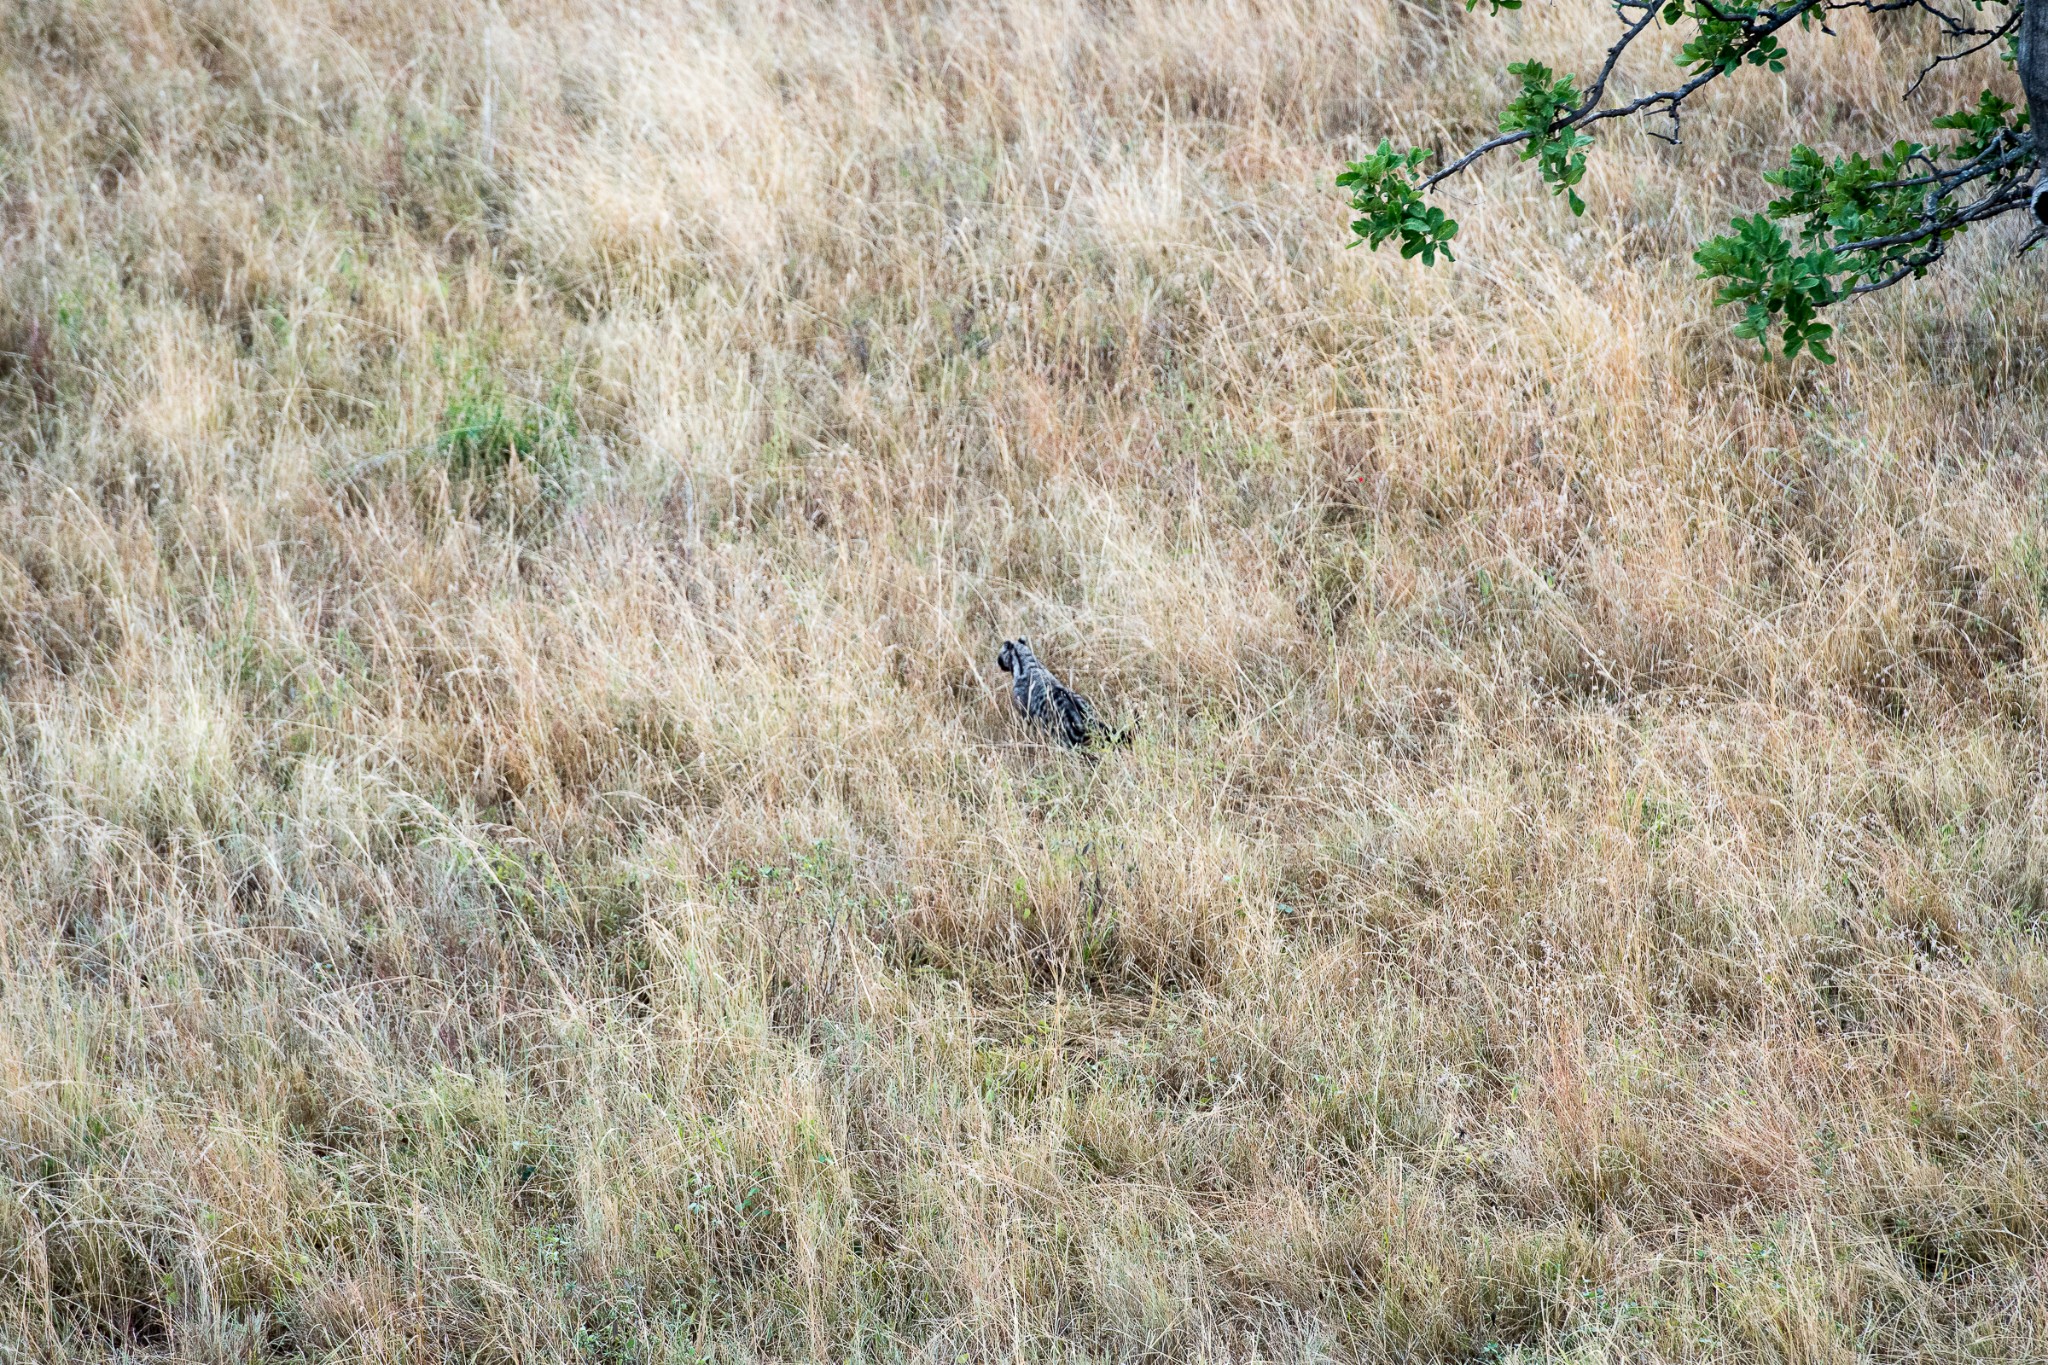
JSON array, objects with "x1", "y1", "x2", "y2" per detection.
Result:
[
  {"x1": 1344, "y1": 0, "x2": 2045, "y2": 359},
  {"x1": 1421, "y1": 0, "x2": 1827, "y2": 193}
]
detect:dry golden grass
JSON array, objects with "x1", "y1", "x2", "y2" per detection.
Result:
[{"x1": 4, "y1": 0, "x2": 2048, "y2": 1358}]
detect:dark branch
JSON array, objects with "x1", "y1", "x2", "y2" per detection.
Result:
[
  {"x1": 1421, "y1": 0, "x2": 1829, "y2": 192},
  {"x1": 1347, "y1": 0, "x2": 2046, "y2": 358},
  {"x1": 1419, "y1": 0, "x2": 1667, "y2": 190},
  {"x1": 1836, "y1": 176, "x2": 2037, "y2": 256},
  {"x1": 1906, "y1": 9, "x2": 2022, "y2": 98}
]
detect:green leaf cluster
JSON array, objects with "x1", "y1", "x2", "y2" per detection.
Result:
[
  {"x1": 1340, "y1": 0, "x2": 2031, "y2": 364},
  {"x1": 1928, "y1": 90, "x2": 2028, "y2": 160},
  {"x1": 1665, "y1": 1, "x2": 1791, "y2": 75},
  {"x1": 1693, "y1": 215, "x2": 1841, "y2": 361},
  {"x1": 1501, "y1": 62, "x2": 1595, "y2": 214},
  {"x1": 1337, "y1": 141, "x2": 1459, "y2": 264},
  {"x1": 1692, "y1": 90, "x2": 2026, "y2": 360},
  {"x1": 1763, "y1": 142, "x2": 1931, "y2": 259}
]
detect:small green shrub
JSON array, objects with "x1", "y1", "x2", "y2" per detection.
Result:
[
  {"x1": 440, "y1": 375, "x2": 577, "y2": 482},
  {"x1": 435, "y1": 371, "x2": 583, "y2": 527}
]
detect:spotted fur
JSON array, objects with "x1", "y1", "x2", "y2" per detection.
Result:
[{"x1": 996, "y1": 638, "x2": 1128, "y2": 748}]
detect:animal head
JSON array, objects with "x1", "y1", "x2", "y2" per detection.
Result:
[{"x1": 996, "y1": 638, "x2": 1029, "y2": 673}]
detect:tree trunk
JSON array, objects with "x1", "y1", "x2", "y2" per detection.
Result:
[{"x1": 2025, "y1": 0, "x2": 2048, "y2": 222}]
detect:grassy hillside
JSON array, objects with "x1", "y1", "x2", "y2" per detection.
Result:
[{"x1": 4, "y1": 0, "x2": 2048, "y2": 1359}]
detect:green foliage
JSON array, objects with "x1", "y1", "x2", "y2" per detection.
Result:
[
  {"x1": 425, "y1": 367, "x2": 587, "y2": 534},
  {"x1": 1342, "y1": 0, "x2": 2038, "y2": 365},
  {"x1": 1928, "y1": 90, "x2": 2029, "y2": 160},
  {"x1": 1500, "y1": 62, "x2": 1594, "y2": 215},
  {"x1": 1665, "y1": 1, "x2": 1791, "y2": 75},
  {"x1": 1691, "y1": 90, "x2": 2028, "y2": 361},
  {"x1": 1337, "y1": 140, "x2": 1459, "y2": 264},
  {"x1": 1763, "y1": 142, "x2": 1927, "y2": 246},
  {"x1": 1692, "y1": 216, "x2": 1840, "y2": 362},
  {"x1": 440, "y1": 374, "x2": 578, "y2": 484}
]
